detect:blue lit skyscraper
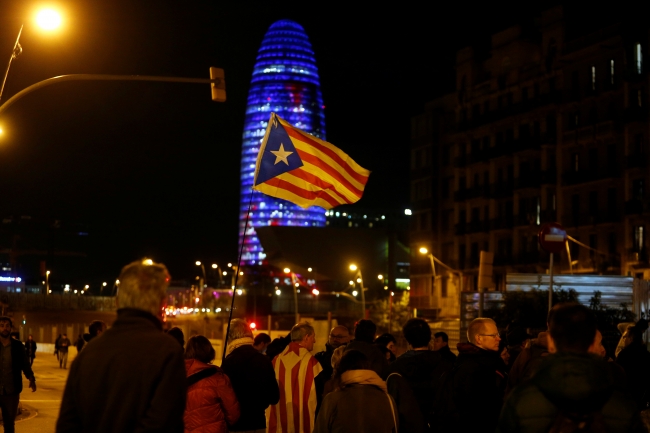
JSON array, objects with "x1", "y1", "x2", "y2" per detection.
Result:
[{"x1": 239, "y1": 19, "x2": 326, "y2": 264}]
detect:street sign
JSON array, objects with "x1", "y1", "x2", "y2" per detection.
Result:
[{"x1": 538, "y1": 223, "x2": 567, "y2": 254}]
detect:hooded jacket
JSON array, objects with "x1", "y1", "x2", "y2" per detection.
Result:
[
  {"x1": 184, "y1": 359, "x2": 240, "y2": 433},
  {"x1": 315, "y1": 369, "x2": 398, "y2": 433},
  {"x1": 498, "y1": 353, "x2": 646, "y2": 433},
  {"x1": 453, "y1": 342, "x2": 507, "y2": 433}
]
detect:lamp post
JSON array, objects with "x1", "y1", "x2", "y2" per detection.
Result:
[
  {"x1": 0, "y1": 8, "x2": 63, "y2": 102},
  {"x1": 349, "y1": 264, "x2": 366, "y2": 319},
  {"x1": 195, "y1": 261, "x2": 207, "y2": 292},
  {"x1": 45, "y1": 270, "x2": 50, "y2": 295},
  {"x1": 284, "y1": 268, "x2": 299, "y2": 324},
  {"x1": 419, "y1": 247, "x2": 463, "y2": 317},
  {"x1": 211, "y1": 263, "x2": 224, "y2": 288}
]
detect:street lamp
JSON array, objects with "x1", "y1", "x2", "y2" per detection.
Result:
[
  {"x1": 211, "y1": 263, "x2": 224, "y2": 288},
  {"x1": 45, "y1": 270, "x2": 50, "y2": 295},
  {"x1": 348, "y1": 264, "x2": 366, "y2": 318},
  {"x1": 0, "y1": 8, "x2": 63, "y2": 102},
  {"x1": 419, "y1": 247, "x2": 463, "y2": 316},
  {"x1": 195, "y1": 261, "x2": 207, "y2": 291},
  {"x1": 284, "y1": 268, "x2": 299, "y2": 324}
]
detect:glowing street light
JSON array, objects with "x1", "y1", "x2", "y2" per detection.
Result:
[
  {"x1": 283, "y1": 268, "x2": 291, "y2": 274},
  {"x1": 1, "y1": 7, "x2": 64, "y2": 102},
  {"x1": 348, "y1": 264, "x2": 366, "y2": 318},
  {"x1": 35, "y1": 9, "x2": 62, "y2": 31},
  {"x1": 349, "y1": 264, "x2": 358, "y2": 271},
  {"x1": 378, "y1": 274, "x2": 383, "y2": 280},
  {"x1": 45, "y1": 270, "x2": 50, "y2": 295}
]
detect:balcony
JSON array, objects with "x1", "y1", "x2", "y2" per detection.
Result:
[
  {"x1": 627, "y1": 248, "x2": 649, "y2": 264},
  {"x1": 626, "y1": 154, "x2": 648, "y2": 169},
  {"x1": 490, "y1": 216, "x2": 515, "y2": 231},
  {"x1": 515, "y1": 172, "x2": 542, "y2": 190},
  {"x1": 624, "y1": 199, "x2": 650, "y2": 215},
  {"x1": 490, "y1": 180, "x2": 515, "y2": 198},
  {"x1": 562, "y1": 167, "x2": 621, "y2": 186}
]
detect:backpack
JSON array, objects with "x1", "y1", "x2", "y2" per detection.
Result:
[{"x1": 547, "y1": 410, "x2": 608, "y2": 433}]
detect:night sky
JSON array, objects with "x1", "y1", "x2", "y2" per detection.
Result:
[{"x1": 0, "y1": 1, "x2": 563, "y2": 285}]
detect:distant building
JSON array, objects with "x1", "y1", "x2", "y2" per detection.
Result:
[
  {"x1": 0, "y1": 215, "x2": 88, "y2": 293},
  {"x1": 239, "y1": 19, "x2": 327, "y2": 265},
  {"x1": 410, "y1": 6, "x2": 649, "y2": 319}
]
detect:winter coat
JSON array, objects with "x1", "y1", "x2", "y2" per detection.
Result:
[
  {"x1": 221, "y1": 344, "x2": 279, "y2": 431},
  {"x1": 315, "y1": 369, "x2": 398, "y2": 433},
  {"x1": 453, "y1": 342, "x2": 508, "y2": 433},
  {"x1": 10, "y1": 338, "x2": 35, "y2": 394},
  {"x1": 505, "y1": 333, "x2": 549, "y2": 396},
  {"x1": 498, "y1": 352, "x2": 646, "y2": 433},
  {"x1": 616, "y1": 342, "x2": 650, "y2": 411},
  {"x1": 56, "y1": 308, "x2": 186, "y2": 433},
  {"x1": 436, "y1": 345, "x2": 457, "y2": 365},
  {"x1": 314, "y1": 343, "x2": 336, "y2": 380},
  {"x1": 184, "y1": 359, "x2": 240, "y2": 433},
  {"x1": 389, "y1": 349, "x2": 452, "y2": 431},
  {"x1": 386, "y1": 372, "x2": 424, "y2": 433}
]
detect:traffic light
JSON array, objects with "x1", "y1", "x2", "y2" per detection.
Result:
[{"x1": 209, "y1": 67, "x2": 226, "y2": 102}]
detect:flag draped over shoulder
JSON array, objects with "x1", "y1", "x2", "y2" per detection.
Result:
[
  {"x1": 267, "y1": 342, "x2": 323, "y2": 433},
  {"x1": 253, "y1": 113, "x2": 370, "y2": 209}
]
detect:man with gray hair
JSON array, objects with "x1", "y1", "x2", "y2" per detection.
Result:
[
  {"x1": 267, "y1": 322, "x2": 323, "y2": 433},
  {"x1": 222, "y1": 319, "x2": 279, "y2": 433},
  {"x1": 56, "y1": 259, "x2": 186, "y2": 433}
]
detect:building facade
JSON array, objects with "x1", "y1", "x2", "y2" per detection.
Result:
[
  {"x1": 239, "y1": 19, "x2": 327, "y2": 265},
  {"x1": 410, "y1": 7, "x2": 649, "y2": 318}
]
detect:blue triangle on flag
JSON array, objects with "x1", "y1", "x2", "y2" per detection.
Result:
[{"x1": 255, "y1": 120, "x2": 304, "y2": 185}]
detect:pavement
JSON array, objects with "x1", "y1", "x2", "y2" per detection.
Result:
[{"x1": 12, "y1": 350, "x2": 72, "y2": 432}]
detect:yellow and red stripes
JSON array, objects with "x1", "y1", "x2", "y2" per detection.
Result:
[{"x1": 254, "y1": 114, "x2": 370, "y2": 210}]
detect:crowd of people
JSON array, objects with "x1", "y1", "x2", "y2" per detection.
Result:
[{"x1": 2, "y1": 258, "x2": 648, "y2": 433}]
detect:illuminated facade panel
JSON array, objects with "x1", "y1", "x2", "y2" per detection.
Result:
[{"x1": 239, "y1": 20, "x2": 327, "y2": 264}]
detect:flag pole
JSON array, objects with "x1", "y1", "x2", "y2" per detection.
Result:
[{"x1": 222, "y1": 188, "x2": 255, "y2": 363}]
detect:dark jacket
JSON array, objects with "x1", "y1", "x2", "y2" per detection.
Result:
[
  {"x1": 10, "y1": 338, "x2": 35, "y2": 394},
  {"x1": 25, "y1": 339, "x2": 37, "y2": 359},
  {"x1": 221, "y1": 343, "x2": 280, "y2": 431},
  {"x1": 498, "y1": 353, "x2": 646, "y2": 433},
  {"x1": 344, "y1": 340, "x2": 389, "y2": 378},
  {"x1": 314, "y1": 343, "x2": 336, "y2": 380},
  {"x1": 506, "y1": 333, "x2": 549, "y2": 396},
  {"x1": 315, "y1": 381, "x2": 398, "y2": 433},
  {"x1": 436, "y1": 345, "x2": 457, "y2": 365},
  {"x1": 265, "y1": 333, "x2": 291, "y2": 361},
  {"x1": 56, "y1": 308, "x2": 186, "y2": 433},
  {"x1": 386, "y1": 372, "x2": 424, "y2": 433},
  {"x1": 616, "y1": 342, "x2": 650, "y2": 411},
  {"x1": 184, "y1": 359, "x2": 240, "y2": 433},
  {"x1": 453, "y1": 343, "x2": 507, "y2": 433},
  {"x1": 389, "y1": 349, "x2": 452, "y2": 431}
]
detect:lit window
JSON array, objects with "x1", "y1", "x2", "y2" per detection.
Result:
[
  {"x1": 610, "y1": 60, "x2": 615, "y2": 85},
  {"x1": 591, "y1": 65, "x2": 596, "y2": 90},
  {"x1": 635, "y1": 43, "x2": 643, "y2": 74}
]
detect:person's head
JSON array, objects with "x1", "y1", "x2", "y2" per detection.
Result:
[
  {"x1": 403, "y1": 318, "x2": 431, "y2": 349},
  {"x1": 184, "y1": 335, "x2": 215, "y2": 364},
  {"x1": 623, "y1": 320, "x2": 648, "y2": 347},
  {"x1": 28, "y1": 334, "x2": 33, "y2": 341},
  {"x1": 63, "y1": 333, "x2": 67, "y2": 339},
  {"x1": 335, "y1": 350, "x2": 370, "y2": 381},
  {"x1": 547, "y1": 303, "x2": 597, "y2": 354},
  {"x1": 328, "y1": 325, "x2": 351, "y2": 348},
  {"x1": 506, "y1": 324, "x2": 531, "y2": 348},
  {"x1": 117, "y1": 259, "x2": 170, "y2": 317},
  {"x1": 467, "y1": 318, "x2": 500, "y2": 351},
  {"x1": 433, "y1": 332, "x2": 449, "y2": 350},
  {"x1": 375, "y1": 333, "x2": 397, "y2": 354},
  {"x1": 89, "y1": 320, "x2": 107, "y2": 337},
  {"x1": 353, "y1": 319, "x2": 376, "y2": 343},
  {"x1": 228, "y1": 318, "x2": 254, "y2": 341},
  {"x1": 591, "y1": 329, "x2": 606, "y2": 358},
  {"x1": 291, "y1": 322, "x2": 316, "y2": 351},
  {"x1": 331, "y1": 345, "x2": 346, "y2": 372},
  {"x1": 167, "y1": 327, "x2": 185, "y2": 348},
  {"x1": 254, "y1": 333, "x2": 272, "y2": 353}
]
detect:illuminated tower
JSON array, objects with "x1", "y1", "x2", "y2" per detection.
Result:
[{"x1": 239, "y1": 19, "x2": 326, "y2": 264}]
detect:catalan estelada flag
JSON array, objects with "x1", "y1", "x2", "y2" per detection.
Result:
[{"x1": 252, "y1": 113, "x2": 370, "y2": 209}]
